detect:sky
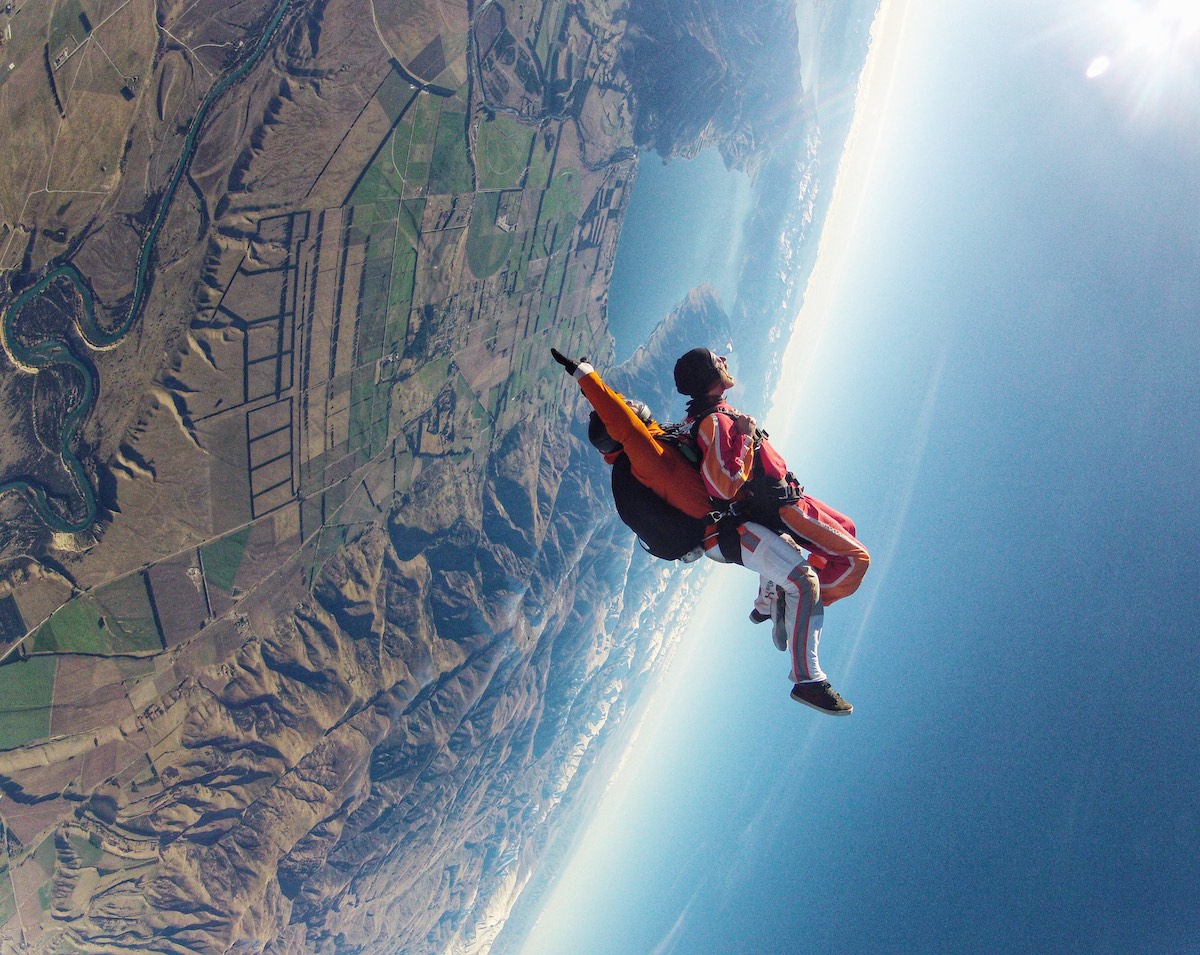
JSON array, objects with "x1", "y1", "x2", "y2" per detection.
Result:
[{"x1": 520, "y1": 0, "x2": 1200, "y2": 952}]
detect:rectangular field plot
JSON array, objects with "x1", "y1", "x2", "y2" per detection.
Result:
[
  {"x1": 223, "y1": 268, "x2": 287, "y2": 324},
  {"x1": 249, "y1": 428, "x2": 292, "y2": 470},
  {"x1": 428, "y1": 109, "x2": 472, "y2": 195},
  {"x1": 0, "y1": 856, "x2": 15, "y2": 932},
  {"x1": 353, "y1": 92, "x2": 441, "y2": 205},
  {"x1": 199, "y1": 527, "x2": 251, "y2": 595},
  {"x1": 48, "y1": 656, "x2": 140, "y2": 738},
  {"x1": 93, "y1": 575, "x2": 164, "y2": 653},
  {"x1": 245, "y1": 317, "x2": 292, "y2": 362},
  {"x1": 146, "y1": 553, "x2": 209, "y2": 648},
  {"x1": 250, "y1": 454, "x2": 292, "y2": 498},
  {"x1": 248, "y1": 398, "x2": 296, "y2": 517},
  {"x1": 467, "y1": 191, "x2": 517, "y2": 279},
  {"x1": 0, "y1": 656, "x2": 56, "y2": 749},
  {"x1": 356, "y1": 255, "x2": 394, "y2": 365},
  {"x1": 248, "y1": 398, "x2": 292, "y2": 437},
  {"x1": 31, "y1": 574, "x2": 163, "y2": 656},
  {"x1": 253, "y1": 480, "x2": 297, "y2": 517}
]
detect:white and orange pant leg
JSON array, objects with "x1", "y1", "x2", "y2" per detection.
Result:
[
  {"x1": 734, "y1": 522, "x2": 826, "y2": 683},
  {"x1": 777, "y1": 495, "x2": 869, "y2": 606}
]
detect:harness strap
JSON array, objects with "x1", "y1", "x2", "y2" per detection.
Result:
[{"x1": 716, "y1": 517, "x2": 744, "y2": 564}]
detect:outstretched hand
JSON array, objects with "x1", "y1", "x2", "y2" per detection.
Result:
[
  {"x1": 551, "y1": 348, "x2": 582, "y2": 374},
  {"x1": 552, "y1": 347, "x2": 594, "y2": 380}
]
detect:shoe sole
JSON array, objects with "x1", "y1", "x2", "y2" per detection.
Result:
[{"x1": 789, "y1": 692, "x2": 853, "y2": 716}]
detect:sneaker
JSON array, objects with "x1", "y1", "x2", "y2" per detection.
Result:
[
  {"x1": 790, "y1": 680, "x2": 853, "y2": 715},
  {"x1": 749, "y1": 609, "x2": 771, "y2": 624}
]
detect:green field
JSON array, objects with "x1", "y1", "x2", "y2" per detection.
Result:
[
  {"x1": 539, "y1": 168, "x2": 580, "y2": 254},
  {"x1": 48, "y1": 0, "x2": 88, "y2": 56},
  {"x1": 505, "y1": 228, "x2": 535, "y2": 292},
  {"x1": 467, "y1": 192, "x2": 516, "y2": 278},
  {"x1": 30, "y1": 576, "x2": 161, "y2": 655},
  {"x1": 399, "y1": 100, "x2": 438, "y2": 190},
  {"x1": 348, "y1": 364, "x2": 392, "y2": 464},
  {"x1": 428, "y1": 110, "x2": 473, "y2": 195},
  {"x1": 536, "y1": 252, "x2": 567, "y2": 328},
  {"x1": 351, "y1": 160, "x2": 406, "y2": 212},
  {"x1": 200, "y1": 526, "x2": 252, "y2": 593},
  {"x1": 475, "y1": 114, "x2": 534, "y2": 190},
  {"x1": 346, "y1": 200, "x2": 397, "y2": 244},
  {"x1": 534, "y1": 1, "x2": 564, "y2": 66},
  {"x1": 527, "y1": 132, "x2": 556, "y2": 191},
  {"x1": 0, "y1": 656, "x2": 56, "y2": 748},
  {"x1": 68, "y1": 833, "x2": 105, "y2": 869},
  {"x1": 92, "y1": 575, "x2": 162, "y2": 652},
  {"x1": 377, "y1": 69, "x2": 417, "y2": 123},
  {"x1": 31, "y1": 597, "x2": 105, "y2": 654},
  {"x1": 356, "y1": 235, "x2": 395, "y2": 365},
  {"x1": 32, "y1": 835, "x2": 56, "y2": 913},
  {"x1": 384, "y1": 199, "x2": 423, "y2": 354},
  {"x1": 350, "y1": 92, "x2": 441, "y2": 210},
  {"x1": 415, "y1": 356, "x2": 452, "y2": 393}
]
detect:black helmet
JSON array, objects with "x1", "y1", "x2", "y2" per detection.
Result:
[
  {"x1": 674, "y1": 347, "x2": 723, "y2": 396},
  {"x1": 588, "y1": 412, "x2": 622, "y2": 454}
]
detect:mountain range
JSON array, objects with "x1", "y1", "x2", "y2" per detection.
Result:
[{"x1": 0, "y1": 0, "x2": 879, "y2": 949}]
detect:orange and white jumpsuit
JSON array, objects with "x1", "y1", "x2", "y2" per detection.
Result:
[
  {"x1": 571, "y1": 365, "x2": 832, "y2": 683},
  {"x1": 692, "y1": 401, "x2": 871, "y2": 682},
  {"x1": 575, "y1": 368, "x2": 712, "y2": 520}
]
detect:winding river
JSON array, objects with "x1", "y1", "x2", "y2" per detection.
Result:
[{"x1": 0, "y1": 0, "x2": 295, "y2": 534}]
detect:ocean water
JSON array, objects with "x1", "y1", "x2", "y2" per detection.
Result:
[{"x1": 606, "y1": 149, "x2": 753, "y2": 361}]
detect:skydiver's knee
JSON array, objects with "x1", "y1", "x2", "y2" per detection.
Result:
[{"x1": 785, "y1": 563, "x2": 819, "y2": 603}]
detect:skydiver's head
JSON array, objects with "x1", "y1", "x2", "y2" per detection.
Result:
[{"x1": 674, "y1": 348, "x2": 734, "y2": 399}]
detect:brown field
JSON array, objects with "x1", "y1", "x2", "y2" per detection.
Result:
[
  {"x1": 146, "y1": 551, "x2": 209, "y2": 647},
  {"x1": 249, "y1": 426, "x2": 292, "y2": 470},
  {"x1": 49, "y1": 655, "x2": 134, "y2": 737}
]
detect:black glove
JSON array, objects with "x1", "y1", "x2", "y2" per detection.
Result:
[{"x1": 551, "y1": 348, "x2": 579, "y2": 375}]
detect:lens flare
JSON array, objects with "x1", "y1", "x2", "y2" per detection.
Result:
[{"x1": 1065, "y1": 0, "x2": 1200, "y2": 129}]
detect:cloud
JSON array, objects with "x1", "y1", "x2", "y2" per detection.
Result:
[{"x1": 647, "y1": 885, "x2": 704, "y2": 955}]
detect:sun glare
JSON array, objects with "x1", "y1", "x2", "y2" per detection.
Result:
[
  {"x1": 1075, "y1": 0, "x2": 1200, "y2": 124},
  {"x1": 1102, "y1": 0, "x2": 1200, "y2": 62}
]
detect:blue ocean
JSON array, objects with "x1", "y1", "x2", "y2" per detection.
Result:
[{"x1": 606, "y1": 149, "x2": 752, "y2": 361}]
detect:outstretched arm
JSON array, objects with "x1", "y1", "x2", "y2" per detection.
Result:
[{"x1": 552, "y1": 348, "x2": 665, "y2": 465}]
